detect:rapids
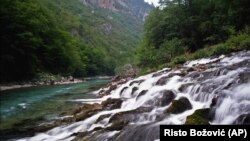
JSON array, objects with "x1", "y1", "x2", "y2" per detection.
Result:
[{"x1": 18, "y1": 50, "x2": 250, "y2": 141}]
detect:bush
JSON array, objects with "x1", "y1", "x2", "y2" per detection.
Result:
[{"x1": 172, "y1": 55, "x2": 187, "y2": 65}]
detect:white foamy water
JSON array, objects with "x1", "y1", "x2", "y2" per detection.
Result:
[{"x1": 18, "y1": 50, "x2": 250, "y2": 141}]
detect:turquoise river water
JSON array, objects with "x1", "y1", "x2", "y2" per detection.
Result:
[{"x1": 0, "y1": 78, "x2": 109, "y2": 140}]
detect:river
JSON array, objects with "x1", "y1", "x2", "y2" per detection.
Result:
[{"x1": 0, "y1": 78, "x2": 110, "y2": 140}]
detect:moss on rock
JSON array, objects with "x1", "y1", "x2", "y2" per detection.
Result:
[{"x1": 185, "y1": 108, "x2": 210, "y2": 125}]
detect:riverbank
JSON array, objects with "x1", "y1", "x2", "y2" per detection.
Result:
[
  {"x1": 0, "y1": 76, "x2": 115, "y2": 91},
  {"x1": 0, "y1": 77, "x2": 84, "y2": 91}
]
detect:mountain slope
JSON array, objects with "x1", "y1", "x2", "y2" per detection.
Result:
[{"x1": 0, "y1": 0, "x2": 152, "y2": 82}]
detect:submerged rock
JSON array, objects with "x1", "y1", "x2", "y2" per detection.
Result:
[{"x1": 165, "y1": 97, "x2": 192, "y2": 114}]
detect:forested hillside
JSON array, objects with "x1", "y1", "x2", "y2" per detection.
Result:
[
  {"x1": 136, "y1": 0, "x2": 250, "y2": 73},
  {"x1": 0, "y1": 0, "x2": 152, "y2": 82}
]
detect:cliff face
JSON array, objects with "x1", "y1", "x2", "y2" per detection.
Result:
[{"x1": 81, "y1": 0, "x2": 152, "y2": 21}]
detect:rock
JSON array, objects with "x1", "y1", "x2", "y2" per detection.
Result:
[
  {"x1": 186, "y1": 67, "x2": 195, "y2": 72},
  {"x1": 178, "y1": 83, "x2": 193, "y2": 92},
  {"x1": 99, "y1": 84, "x2": 117, "y2": 97},
  {"x1": 115, "y1": 124, "x2": 159, "y2": 141},
  {"x1": 165, "y1": 97, "x2": 192, "y2": 114},
  {"x1": 185, "y1": 108, "x2": 210, "y2": 125},
  {"x1": 101, "y1": 23, "x2": 112, "y2": 35},
  {"x1": 129, "y1": 79, "x2": 145, "y2": 86},
  {"x1": 146, "y1": 90, "x2": 176, "y2": 107},
  {"x1": 95, "y1": 114, "x2": 111, "y2": 123},
  {"x1": 239, "y1": 71, "x2": 250, "y2": 83},
  {"x1": 73, "y1": 103, "x2": 103, "y2": 122},
  {"x1": 152, "y1": 68, "x2": 170, "y2": 77},
  {"x1": 136, "y1": 90, "x2": 148, "y2": 100},
  {"x1": 109, "y1": 107, "x2": 153, "y2": 123},
  {"x1": 99, "y1": 75, "x2": 133, "y2": 97},
  {"x1": 233, "y1": 113, "x2": 250, "y2": 125},
  {"x1": 120, "y1": 86, "x2": 128, "y2": 95},
  {"x1": 160, "y1": 90, "x2": 176, "y2": 106},
  {"x1": 101, "y1": 98, "x2": 123, "y2": 110},
  {"x1": 155, "y1": 76, "x2": 169, "y2": 85},
  {"x1": 210, "y1": 96, "x2": 218, "y2": 107},
  {"x1": 131, "y1": 87, "x2": 139, "y2": 95},
  {"x1": 155, "y1": 72, "x2": 185, "y2": 85},
  {"x1": 105, "y1": 120, "x2": 129, "y2": 131}
]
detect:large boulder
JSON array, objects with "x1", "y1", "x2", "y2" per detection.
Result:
[
  {"x1": 165, "y1": 97, "x2": 192, "y2": 114},
  {"x1": 145, "y1": 90, "x2": 175, "y2": 107},
  {"x1": 155, "y1": 76, "x2": 169, "y2": 86},
  {"x1": 160, "y1": 90, "x2": 176, "y2": 106}
]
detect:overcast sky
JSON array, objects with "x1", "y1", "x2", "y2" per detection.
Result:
[{"x1": 144, "y1": 0, "x2": 160, "y2": 6}]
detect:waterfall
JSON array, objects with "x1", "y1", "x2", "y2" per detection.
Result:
[{"x1": 18, "y1": 50, "x2": 250, "y2": 141}]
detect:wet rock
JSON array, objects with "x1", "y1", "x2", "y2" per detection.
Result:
[
  {"x1": 152, "y1": 68, "x2": 170, "y2": 77},
  {"x1": 95, "y1": 114, "x2": 111, "y2": 123},
  {"x1": 210, "y1": 96, "x2": 218, "y2": 107},
  {"x1": 106, "y1": 120, "x2": 129, "y2": 131},
  {"x1": 161, "y1": 90, "x2": 176, "y2": 106},
  {"x1": 147, "y1": 90, "x2": 176, "y2": 107},
  {"x1": 99, "y1": 75, "x2": 134, "y2": 97},
  {"x1": 120, "y1": 86, "x2": 128, "y2": 95},
  {"x1": 101, "y1": 98, "x2": 123, "y2": 110},
  {"x1": 73, "y1": 103, "x2": 103, "y2": 122},
  {"x1": 186, "y1": 67, "x2": 195, "y2": 72},
  {"x1": 197, "y1": 64, "x2": 208, "y2": 71},
  {"x1": 185, "y1": 108, "x2": 210, "y2": 125},
  {"x1": 109, "y1": 107, "x2": 153, "y2": 123},
  {"x1": 136, "y1": 90, "x2": 148, "y2": 100},
  {"x1": 99, "y1": 84, "x2": 117, "y2": 97},
  {"x1": 233, "y1": 113, "x2": 250, "y2": 125},
  {"x1": 239, "y1": 71, "x2": 250, "y2": 83},
  {"x1": 129, "y1": 79, "x2": 145, "y2": 86},
  {"x1": 165, "y1": 97, "x2": 192, "y2": 114},
  {"x1": 155, "y1": 76, "x2": 169, "y2": 85},
  {"x1": 131, "y1": 87, "x2": 139, "y2": 95},
  {"x1": 115, "y1": 124, "x2": 159, "y2": 141},
  {"x1": 179, "y1": 70, "x2": 188, "y2": 77},
  {"x1": 178, "y1": 83, "x2": 193, "y2": 92}
]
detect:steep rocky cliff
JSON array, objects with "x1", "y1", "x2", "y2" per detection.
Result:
[{"x1": 81, "y1": 0, "x2": 152, "y2": 21}]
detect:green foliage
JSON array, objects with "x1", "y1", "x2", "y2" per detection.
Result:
[
  {"x1": 0, "y1": 0, "x2": 146, "y2": 82},
  {"x1": 136, "y1": 0, "x2": 250, "y2": 72}
]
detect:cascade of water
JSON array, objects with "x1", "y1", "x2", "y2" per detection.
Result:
[{"x1": 18, "y1": 51, "x2": 250, "y2": 141}]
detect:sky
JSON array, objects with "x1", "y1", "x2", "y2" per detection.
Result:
[{"x1": 144, "y1": 0, "x2": 160, "y2": 6}]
